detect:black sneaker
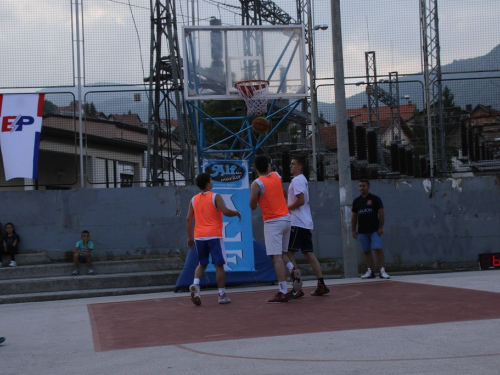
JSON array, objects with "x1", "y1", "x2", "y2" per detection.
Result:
[
  {"x1": 311, "y1": 283, "x2": 330, "y2": 296},
  {"x1": 286, "y1": 289, "x2": 305, "y2": 299}
]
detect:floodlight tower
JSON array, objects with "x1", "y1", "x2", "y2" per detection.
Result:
[
  {"x1": 364, "y1": 51, "x2": 382, "y2": 164},
  {"x1": 420, "y1": 0, "x2": 444, "y2": 175},
  {"x1": 365, "y1": 52, "x2": 404, "y2": 170},
  {"x1": 240, "y1": 0, "x2": 292, "y2": 25},
  {"x1": 239, "y1": 1, "x2": 294, "y2": 81},
  {"x1": 388, "y1": 71, "x2": 402, "y2": 142},
  {"x1": 147, "y1": 0, "x2": 192, "y2": 185}
]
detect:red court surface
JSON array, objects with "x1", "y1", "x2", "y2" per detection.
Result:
[{"x1": 88, "y1": 281, "x2": 500, "y2": 352}]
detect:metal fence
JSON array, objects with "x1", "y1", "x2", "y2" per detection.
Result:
[{"x1": 0, "y1": 0, "x2": 499, "y2": 189}]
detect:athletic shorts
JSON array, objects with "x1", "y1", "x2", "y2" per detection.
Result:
[
  {"x1": 263, "y1": 220, "x2": 291, "y2": 256},
  {"x1": 358, "y1": 232, "x2": 382, "y2": 252},
  {"x1": 194, "y1": 238, "x2": 226, "y2": 266},
  {"x1": 288, "y1": 226, "x2": 313, "y2": 253}
]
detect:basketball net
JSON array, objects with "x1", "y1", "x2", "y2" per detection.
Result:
[{"x1": 234, "y1": 80, "x2": 269, "y2": 118}]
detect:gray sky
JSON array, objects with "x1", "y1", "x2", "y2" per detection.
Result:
[{"x1": 1, "y1": 0, "x2": 498, "y2": 99}]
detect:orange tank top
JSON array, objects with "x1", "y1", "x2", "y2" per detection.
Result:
[
  {"x1": 257, "y1": 173, "x2": 289, "y2": 221},
  {"x1": 193, "y1": 192, "x2": 223, "y2": 238}
]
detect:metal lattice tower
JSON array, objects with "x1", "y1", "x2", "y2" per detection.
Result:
[
  {"x1": 239, "y1": 0, "x2": 294, "y2": 25},
  {"x1": 365, "y1": 52, "x2": 404, "y2": 166},
  {"x1": 365, "y1": 52, "x2": 382, "y2": 136},
  {"x1": 239, "y1": 1, "x2": 295, "y2": 80},
  {"x1": 388, "y1": 71, "x2": 402, "y2": 142},
  {"x1": 147, "y1": 0, "x2": 192, "y2": 185},
  {"x1": 364, "y1": 51, "x2": 383, "y2": 165},
  {"x1": 420, "y1": 0, "x2": 444, "y2": 175}
]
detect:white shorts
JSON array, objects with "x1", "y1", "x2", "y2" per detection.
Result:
[{"x1": 263, "y1": 220, "x2": 291, "y2": 256}]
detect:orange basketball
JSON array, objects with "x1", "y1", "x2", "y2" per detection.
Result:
[{"x1": 252, "y1": 117, "x2": 270, "y2": 134}]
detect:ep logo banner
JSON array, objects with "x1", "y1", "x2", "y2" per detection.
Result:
[{"x1": 0, "y1": 94, "x2": 44, "y2": 180}]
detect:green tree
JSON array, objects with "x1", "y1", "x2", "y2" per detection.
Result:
[
  {"x1": 200, "y1": 100, "x2": 246, "y2": 147},
  {"x1": 441, "y1": 86, "x2": 462, "y2": 171},
  {"x1": 83, "y1": 102, "x2": 97, "y2": 116},
  {"x1": 442, "y1": 86, "x2": 462, "y2": 137},
  {"x1": 43, "y1": 100, "x2": 58, "y2": 115}
]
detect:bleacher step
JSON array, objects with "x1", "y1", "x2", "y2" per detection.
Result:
[
  {"x1": 0, "y1": 270, "x2": 181, "y2": 295},
  {"x1": 0, "y1": 285, "x2": 177, "y2": 304}
]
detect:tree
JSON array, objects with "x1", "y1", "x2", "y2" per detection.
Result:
[
  {"x1": 442, "y1": 86, "x2": 462, "y2": 137},
  {"x1": 441, "y1": 86, "x2": 463, "y2": 171},
  {"x1": 200, "y1": 100, "x2": 246, "y2": 147},
  {"x1": 43, "y1": 100, "x2": 58, "y2": 115},
  {"x1": 84, "y1": 102, "x2": 97, "y2": 116}
]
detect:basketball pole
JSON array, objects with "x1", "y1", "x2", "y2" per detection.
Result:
[{"x1": 331, "y1": 0, "x2": 358, "y2": 278}]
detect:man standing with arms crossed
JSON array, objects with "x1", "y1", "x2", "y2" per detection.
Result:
[
  {"x1": 351, "y1": 179, "x2": 390, "y2": 279},
  {"x1": 250, "y1": 155, "x2": 292, "y2": 303},
  {"x1": 285, "y1": 156, "x2": 330, "y2": 298}
]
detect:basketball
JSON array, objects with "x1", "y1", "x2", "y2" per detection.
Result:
[{"x1": 252, "y1": 117, "x2": 270, "y2": 134}]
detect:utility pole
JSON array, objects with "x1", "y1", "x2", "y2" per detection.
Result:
[{"x1": 331, "y1": 0, "x2": 358, "y2": 278}]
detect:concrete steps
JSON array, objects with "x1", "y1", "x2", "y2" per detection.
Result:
[{"x1": 0, "y1": 253, "x2": 185, "y2": 304}]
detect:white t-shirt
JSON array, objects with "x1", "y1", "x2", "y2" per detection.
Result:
[{"x1": 288, "y1": 174, "x2": 313, "y2": 229}]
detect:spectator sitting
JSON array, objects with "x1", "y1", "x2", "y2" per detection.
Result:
[
  {"x1": 2, "y1": 222, "x2": 19, "y2": 267},
  {"x1": 72, "y1": 230, "x2": 95, "y2": 276}
]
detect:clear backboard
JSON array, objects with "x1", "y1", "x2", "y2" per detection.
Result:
[{"x1": 182, "y1": 25, "x2": 307, "y2": 101}]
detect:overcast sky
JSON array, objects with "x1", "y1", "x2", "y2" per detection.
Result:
[{"x1": 1, "y1": 0, "x2": 498, "y2": 98}]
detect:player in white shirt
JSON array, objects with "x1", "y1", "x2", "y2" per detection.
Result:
[{"x1": 284, "y1": 156, "x2": 330, "y2": 298}]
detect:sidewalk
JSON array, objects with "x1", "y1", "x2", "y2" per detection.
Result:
[{"x1": 1, "y1": 270, "x2": 500, "y2": 375}]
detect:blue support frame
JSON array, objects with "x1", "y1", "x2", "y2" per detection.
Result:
[{"x1": 187, "y1": 98, "x2": 303, "y2": 171}]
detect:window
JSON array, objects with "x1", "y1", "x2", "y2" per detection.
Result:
[{"x1": 120, "y1": 174, "x2": 133, "y2": 188}]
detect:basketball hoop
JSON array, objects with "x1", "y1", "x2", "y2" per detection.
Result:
[{"x1": 234, "y1": 79, "x2": 269, "y2": 117}]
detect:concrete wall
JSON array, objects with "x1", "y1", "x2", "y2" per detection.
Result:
[{"x1": 2, "y1": 176, "x2": 499, "y2": 269}]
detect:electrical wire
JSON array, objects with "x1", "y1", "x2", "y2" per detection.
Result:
[{"x1": 126, "y1": 0, "x2": 150, "y2": 101}]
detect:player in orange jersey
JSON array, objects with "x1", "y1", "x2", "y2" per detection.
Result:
[
  {"x1": 186, "y1": 173, "x2": 241, "y2": 306},
  {"x1": 250, "y1": 155, "x2": 293, "y2": 303}
]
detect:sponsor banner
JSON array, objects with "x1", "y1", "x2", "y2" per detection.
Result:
[
  {"x1": 203, "y1": 159, "x2": 254, "y2": 272},
  {"x1": 0, "y1": 94, "x2": 45, "y2": 180}
]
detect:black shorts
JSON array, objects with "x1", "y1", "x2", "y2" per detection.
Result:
[{"x1": 288, "y1": 226, "x2": 313, "y2": 253}]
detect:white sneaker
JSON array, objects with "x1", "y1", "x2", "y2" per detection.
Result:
[
  {"x1": 379, "y1": 267, "x2": 390, "y2": 279},
  {"x1": 218, "y1": 293, "x2": 231, "y2": 304},
  {"x1": 291, "y1": 268, "x2": 302, "y2": 291},
  {"x1": 189, "y1": 284, "x2": 201, "y2": 306},
  {"x1": 360, "y1": 268, "x2": 375, "y2": 279},
  {"x1": 8, "y1": 261, "x2": 17, "y2": 267}
]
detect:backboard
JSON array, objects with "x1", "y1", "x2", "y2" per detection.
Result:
[{"x1": 182, "y1": 25, "x2": 307, "y2": 101}]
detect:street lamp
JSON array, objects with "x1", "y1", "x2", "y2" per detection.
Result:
[{"x1": 314, "y1": 24, "x2": 329, "y2": 31}]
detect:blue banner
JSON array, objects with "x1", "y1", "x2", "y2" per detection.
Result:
[{"x1": 202, "y1": 159, "x2": 254, "y2": 272}]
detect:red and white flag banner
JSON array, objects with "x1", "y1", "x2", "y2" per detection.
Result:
[{"x1": 0, "y1": 94, "x2": 45, "y2": 181}]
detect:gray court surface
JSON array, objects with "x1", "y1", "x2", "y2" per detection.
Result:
[{"x1": 1, "y1": 271, "x2": 500, "y2": 375}]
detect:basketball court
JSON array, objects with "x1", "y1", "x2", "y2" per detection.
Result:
[
  {"x1": 88, "y1": 279, "x2": 500, "y2": 352},
  {"x1": 2, "y1": 271, "x2": 500, "y2": 375}
]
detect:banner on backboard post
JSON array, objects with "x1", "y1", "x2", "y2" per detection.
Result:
[
  {"x1": 202, "y1": 159, "x2": 255, "y2": 272},
  {"x1": 0, "y1": 94, "x2": 45, "y2": 180}
]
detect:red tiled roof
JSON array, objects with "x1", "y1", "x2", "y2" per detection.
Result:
[
  {"x1": 108, "y1": 114, "x2": 144, "y2": 127},
  {"x1": 322, "y1": 104, "x2": 417, "y2": 150},
  {"x1": 346, "y1": 104, "x2": 416, "y2": 123}
]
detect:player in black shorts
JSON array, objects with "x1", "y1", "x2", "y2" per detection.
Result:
[{"x1": 285, "y1": 157, "x2": 330, "y2": 298}]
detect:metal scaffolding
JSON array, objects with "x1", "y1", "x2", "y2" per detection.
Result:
[
  {"x1": 147, "y1": 0, "x2": 192, "y2": 185},
  {"x1": 420, "y1": 0, "x2": 444, "y2": 175}
]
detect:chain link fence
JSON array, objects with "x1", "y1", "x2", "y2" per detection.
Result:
[{"x1": 0, "y1": 0, "x2": 498, "y2": 188}]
